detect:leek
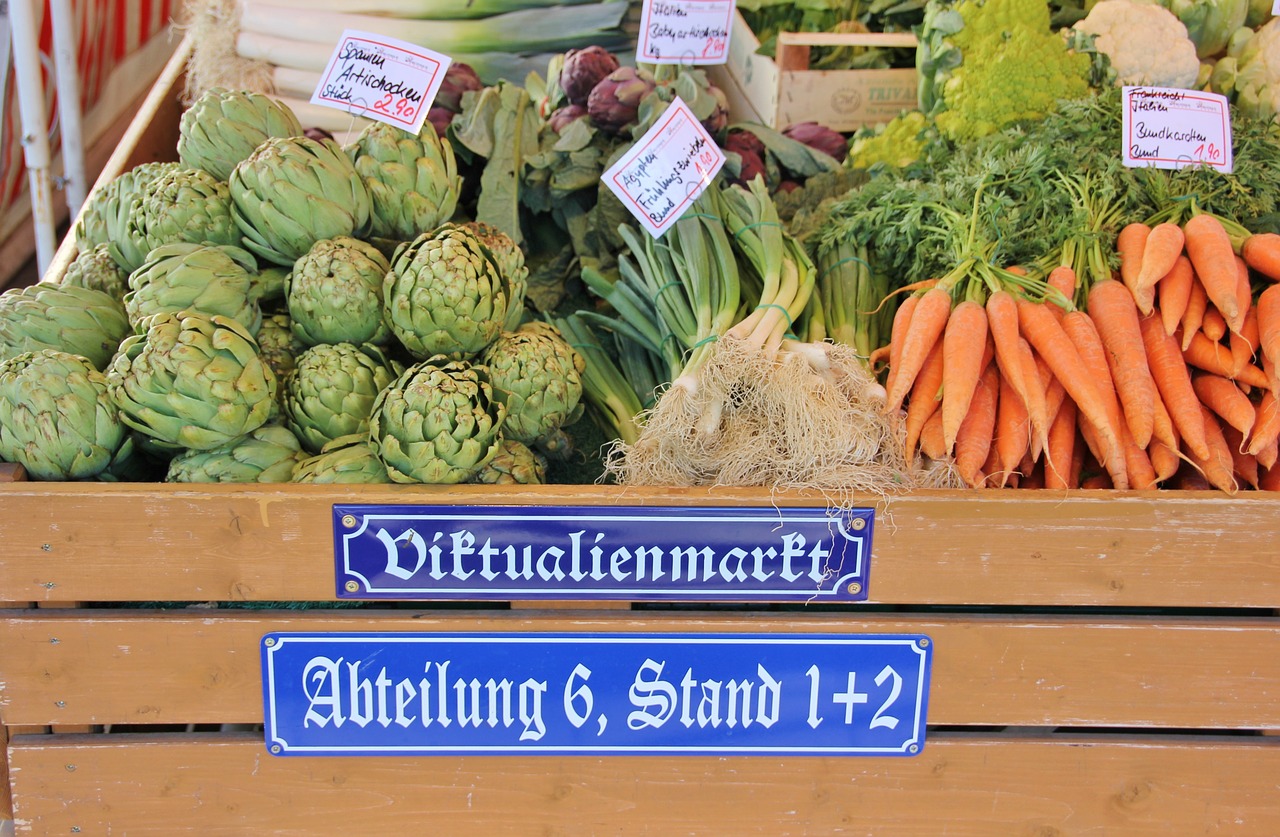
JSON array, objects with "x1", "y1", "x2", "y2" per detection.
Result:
[
  {"x1": 245, "y1": 0, "x2": 607, "y2": 20},
  {"x1": 238, "y1": 2, "x2": 632, "y2": 56}
]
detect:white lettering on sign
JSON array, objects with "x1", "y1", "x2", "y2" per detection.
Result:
[
  {"x1": 637, "y1": 0, "x2": 736, "y2": 65},
  {"x1": 1121, "y1": 86, "x2": 1233, "y2": 174},
  {"x1": 310, "y1": 29, "x2": 450, "y2": 134},
  {"x1": 602, "y1": 97, "x2": 726, "y2": 238}
]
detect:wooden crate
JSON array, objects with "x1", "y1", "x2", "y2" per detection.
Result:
[
  {"x1": 2, "y1": 38, "x2": 1279, "y2": 836},
  {"x1": 707, "y1": 11, "x2": 918, "y2": 132}
]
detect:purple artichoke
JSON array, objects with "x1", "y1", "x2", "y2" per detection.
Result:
[
  {"x1": 561, "y1": 46, "x2": 620, "y2": 107},
  {"x1": 427, "y1": 106, "x2": 455, "y2": 138},
  {"x1": 436, "y1": 62, "x2": 484, "y2": 113},
  {"x1": 725, "y1": 130, "x2": 767, "y2": 186},
  {"x1": 547, "y1": 104, "x2": 589, "y2": 134},
  {"x1": 783, "y1": 121, "x2": 849, "y2": 164},
  {"x1": 701, "y1": 84, "x2": 730, "y2": 136},
  {"x1": 587, "y1": 67, "x2": 657, "y2": 135}
]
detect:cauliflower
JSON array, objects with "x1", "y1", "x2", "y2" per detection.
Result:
[
  {"x1": 1073, "y1": 1, "x2": 1201, "y2": 89},
  {"x1": 1233, "y1": 17, "x2": 1280, "y2": 120},
  {"x1": 917, "y1": 0, "x2": 1095, "y2": 142}
]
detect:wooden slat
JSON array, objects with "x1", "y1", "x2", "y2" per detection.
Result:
[
  {"x1": 0, "y1": 483, "x2": 1277, "y2": 607},
  {"x1": 1, "y1": 610, "x2": 1276, "y2": 729},
  {"x1": 0, "y1": 723, "x2": 11, "y2": 820},
  {"x1": 8, "y1": 731, "x2": 1279, "y2": 835}
]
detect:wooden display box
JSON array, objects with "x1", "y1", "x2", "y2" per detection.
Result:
[
  {"x1": 2, "y1": 39, "x2": 1279, "y2": 835},
  {"x1": 707, "y1": 11, "x2": 918, "y2": 132}
]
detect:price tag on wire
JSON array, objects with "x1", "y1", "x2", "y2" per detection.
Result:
[
  {"x1": 1121, "y1": 86, "x2": 1234, "y2": 174},
  {"x1": 310, "y1": 29, "x2": 450, "y2": 134},
  {"x1": 637, "y1": 0, "x2": 736, "y2": 65},
  {"x1": 601, "y1": 96, "x2": 726, "y2": 238}
]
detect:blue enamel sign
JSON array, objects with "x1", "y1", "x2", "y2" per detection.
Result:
[
  {"x1": 262, "y1": 632, "x2": 931, "y2": 756},
  {"x1": 334, "y1": 504, "x2": 874, "y2": 602}
]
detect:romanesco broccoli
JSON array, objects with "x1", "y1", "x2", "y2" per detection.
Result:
[
  {"x1": 847, "y1": 111, "x2": 934, "y2": 169},
  {"x1": 917, "y1": 0, "x2": 1095, "y2": 142}
]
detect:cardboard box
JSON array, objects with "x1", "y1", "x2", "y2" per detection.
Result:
[{"x1": 709, "y1": 11, "x2": 918, "y2": 132}]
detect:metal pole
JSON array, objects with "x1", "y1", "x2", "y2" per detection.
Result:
[
  {"x1": 50, "y1": 0, "x2": 88, "y2": 213},
  {"x1": 8, "y1": 0, "x2": 58, "y2": 275}
]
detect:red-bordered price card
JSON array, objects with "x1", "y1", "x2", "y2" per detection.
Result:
[
  {"x1": 637, "y1": 0, "x2": 737, "y2": 65},
  {"x1": 602, "y1": 97, "x2": 726, "y2": 239},
  {"x1": 1121, "y1": 86, "x2": 1234, "y2": 174},
  {"x1": 310, "y1": 30, "x2": 451, "y2": 134}
]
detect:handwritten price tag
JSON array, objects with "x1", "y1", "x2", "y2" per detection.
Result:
[
  {"x1": 310, "y1": 30, "x2": 450, "y2": 134},
  {"x1": 637, "y1": 0, "x2": 736, "y2": 65},
  {"x1": 602, "y1": 97, "x2": 726, "y2": 238},
  {"x1": 1121, "y1": 86, "x2": 1233, "y2": 174}
]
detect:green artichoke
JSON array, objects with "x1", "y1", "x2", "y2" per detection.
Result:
[
  {"x1": 367, "y1": 356, "x2": 506, "y2": 483},
  {"x1": 118, "y1": 167, "x2": 243, "y2": 272},
  {"x1": 346, "y1": 120, "x2": 461, "y2": 242},
  {"x1": 74, "y1": 161, "x2": 180, "y2": 255},
  {"x1": 165, "y1": 423, "x2": 307, "y2": 483},
  {"x1": 469, "y1": 438, "x2": 547, "y2": 485},
  {"x1": 229, "y1": 136, "x2": 371, "y2": 266},
  {"x1": 459, "y1": 220, "x2": 528, "y2": 332},
  {"x1": 383, "y1": 225, "x2": 513, "y2": 359},
  {"x1": 178, "y1": 88, "x2": 305, "y2": 181},
  {"x1": 256, "y1": 312, "x2": 304, "y2": 384},
  {"x1": 282, "y1": 342, "x2": 400, "y2": 454},
  {"x1": 286, "y1": 237, "x2": 391, "y2": 346},
  {"x1": 107, "y1": 310, "x2": 278, "y2": 451},
  {"x1": 0, "y1": 350, "x2": 130, "y2": 480},
  {"x1": 62, "y1": 243, "x2": 129, "y2": 300},
  {"x1": 0, "y1": 283, "x2": 130, "y2": 370},
  {"x1": 291, "y1": 433, "x2": 390, "y2": 484},
  {"x1": 252, "y1": 265, "x2": 290, "y2": 305},
  {"x1": 124, "y1": 243, "x2": 261, "y2": 335},
  {"x1": 479, "y1": 326, "x2": 584, "y2": 454}
]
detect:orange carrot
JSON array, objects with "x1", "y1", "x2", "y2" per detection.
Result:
[
  {"x1": 1086, "y1": 279, "x2": 1157, "y2": 449},
  {"x1": 1158, "y1": 256, "x2": 1195, "y2": 337},
  {"x1": 1202, "y1": 307, "x2": 1228, "y2": 342},
  {"x1": 1133, "y1": 222, "x2": 1185, "y2": 315},
  {"x1": 1261, "y1": 462, "x2": 1280, "y2": 491},
  {"x1": 1047, "y1": 265, "x2": 1078, "y2": 312},
  {"x1": 1191, "y1": 373, "x2": 1256, "y2": 438},
  {"x1": 1018, "y1": 297, "x2": 1126, "y2": 480},
  {"x1": 1181, "y1": 279, "x2": 1209, "y2": 350},
  {"x1": 1037, "y1": 354, "x2": 1067, "y2": 436},
  {"x1": 1122, "y1": 424, "x2": 1159, "y2": 490},
  {"x1": 1017, "y1": 339, "x2": 1050, "y2": 460},
  {"x1": 1151, "y1": 392, "x2": 1180, "y2": 454},
  {"x1": 1229, "y1": 306, "x2": 1259, "y2": 378},
  {"x1": 1141, "y1": 313, "x2": 1213, "y2": 461},
  {"x1": 994, "y1": 367, "x2": 1030, "y2": 487},
  {"x1": 1241, "y1": 232, "x2": 1280, "y2": 282},
  {"x1": 941, "y1": 300, "x2": 990, "y2": 455},
  {"x1": 1258, "y1": 283, "x2": 1280, "y2": 391},
  {"x1": 1149, "y1": 439, "x2": 1181, "y2": 483},
  {"x1": 1043, "y1": 399, "x2": 1077, "y2": 489},
  {"x1": 1117, "y1": 221, "x2": 1151, "y2": 298},
  {"x1": 1234, "y1": 256, "x2": 1253, "y2": 335},
  {"x1": 919, "y1": 410, "x2": 947, "y2": 461},
  {"x1": 1257, "y1": 435, "x2": 1278, "y2": 471},
  {"x1": 1181, "y1": 330, "x2": 1240, "y2": 379},
  {"x1": 1184, "y1": 213, "x2": 1243, "y2": 334},
  {"x1": 883, "y1": 292, "x2": 919, "y2": 404},
  {"x1": 987, "y1": 290, "x2": 1049, "y2": 455},
  {"x1": 1062, "y1": 310, "x2": 1130, "y2": 489},
  {"x1": 1190, "y1": 405, "x2": 1238, "y2": 493},
  {"x1": 954, "y1": 361, "x2": 1000, "y2": 487},
  {"x1": 885, "y1": 286, "x2": 951, "y2": 414},
  {"x1": 1221, "y1": 424, "x2": 1259, "y2": 489},
  {"x1": 1247, "y1": 389, "x2": 1280, "y2": 457},
  {"x1": 903, "y1": 340, "x2": 945, "y2": 460}
]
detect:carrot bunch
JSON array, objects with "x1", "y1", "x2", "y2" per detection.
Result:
[{"x1": 886, "y1": 211, "x2": 1280, "y2": 493}]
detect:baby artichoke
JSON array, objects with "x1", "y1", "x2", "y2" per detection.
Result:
[{"x1": 178, "y1": 88, "x2": 305, "y2": 181}]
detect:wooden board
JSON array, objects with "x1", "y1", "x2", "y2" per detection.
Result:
[
  {"x1": 1, "y1": 483, "x2": 1278, "y2": 607},
  {"x1": 1, "y1": 610, "x2": 1276, "y2": 729},
  {"x1": 8, "y1": 731, "x2": 1279, "y2": 835}
]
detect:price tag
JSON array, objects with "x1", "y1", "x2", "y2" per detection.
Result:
[
  {"x1": 1121, "y1": 86, "x2": 1233, "y2": 174},
  {"x1": 310, "y1": 29, "x2": 450, "y2": 134},
  {"x1": 637, "y1": 0, "x2": 736, "y2": 65},
  {"x1": 601, "y1": 97, "x2": 726, "y2": 238},
  {"x1": 1273, "y1": 0, "x2": 1279, "y2": 15}
]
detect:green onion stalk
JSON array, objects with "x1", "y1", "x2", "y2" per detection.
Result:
[{"x1": 550, "y1": 314, "x2": 644, "y2": 447}]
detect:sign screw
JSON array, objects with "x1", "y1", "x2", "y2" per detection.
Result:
[
  {"x1": 909, "y1": 744, "x2": 919, "y2": 754},
  {"x1": 264, "y1": 637, "x2": 276, "y2": 648},
  {"x1": 65, "y1": 764, "x2": 76, "y2": 772},
  {"x1": 850, "y1": 518, "x2": 867, "y2": 531},
  {"x1": 55, "y1": 701, "x2": 66, "y2": 708},
  {"x1": 918, "y1": 638, "x2": 930, "y2": 648},
  {"x1": 271, "y1": 744, "x2": 281, "y2": 754},
  {"x1": 341, "y1": 514, "x2": 357, "y2": 528},
  {"x1": 846, "y1": 582, "x2": 862, "y2": 595},
  {"x1": 344, "y1": 580, "x2": 360, "y2": 593}
]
